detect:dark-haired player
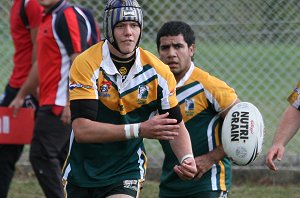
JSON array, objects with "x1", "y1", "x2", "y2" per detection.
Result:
[{"x1": 157, "y1": 21, "x2": 240, "y2": 198}]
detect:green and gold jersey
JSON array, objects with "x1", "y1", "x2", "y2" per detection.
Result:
[
  {"x1": 63, "y1": 41, "x2": 178, "y2": 187},
  {"x1": 288, "y1": 81, "x2": 300, "y2": 110},
  {"x1": 160, "y1": 63, "x2": 238, "y2": 197}
]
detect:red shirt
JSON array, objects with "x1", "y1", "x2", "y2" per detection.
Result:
[
  {"x1": 9, "y1": 0, "x2": 42, "y2": 88},
  {"x1": 37, "y1": 0, "x2": 89, "y2": 107}
]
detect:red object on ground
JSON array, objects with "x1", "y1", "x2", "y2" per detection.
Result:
[{"x1": 0, "y1": 107, "x2": 35, "y2": 144}]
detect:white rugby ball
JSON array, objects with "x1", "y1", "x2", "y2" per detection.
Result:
[{"x1": 221, "y1": 102, "x2": 264, "y2": 166}]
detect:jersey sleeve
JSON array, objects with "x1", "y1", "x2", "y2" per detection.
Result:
[
  {"x1": 288, "y1": 81, "x2": 300, "y2": 110},
  {"x1": 203, "y1": 74, "x2": 238, "y2": 113},
  {"x1": 26, "y1": 0, "x2": 42, "y2": 29},
  {"x1": 56, "y1": 7, "x2": 88, "y2": 56},
  {"x1": 157, "y1": 64, "x2": 178, "y2": 111},
  {"x1": 69, "y1": 51, "x2": 99, "y2": 101}
]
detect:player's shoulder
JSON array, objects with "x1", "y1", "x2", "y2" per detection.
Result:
[
  {"x1": 139, "y1": 47, "x2": 172, "y2": 75},
  {"x1": 139, "y1": 48, "x2": 166, "y2": 66},
  {"x1": 72, "y1": 42, "x2": 103, "y2": 69},
  {"x1": 191, "y1": 66, "x2": 231, "y2": 89}
]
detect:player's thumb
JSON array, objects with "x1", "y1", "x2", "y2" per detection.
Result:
[{"x1": 276, "y1": 149, "x2": 284, "y2": 161}]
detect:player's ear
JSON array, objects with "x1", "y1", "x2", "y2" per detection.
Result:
[{"x1": 189, "y1": 44, "x2": 195, "y2": 57}]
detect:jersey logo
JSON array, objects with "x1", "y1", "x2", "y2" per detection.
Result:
[
  {"x1": 123, "y1": 180, "x2": 138, "y2": 192},
  {"x1": 99, "y1": 81, "x2": 112, "y2": 97},
  {"x1": 69, "y1": 83, "x2": 92, "y2": 90},
  {"x1": 122, "y1": 10, "x2": 136, "y2": 18},
  {"x1": 185, "y1": 98, "x2": 194, "y2": 116},
  {"x1": 137, "y1": 85, "x2": 149, "y2": 104},
  {"x1": 119, "y1": 66, "x2": 128, "y2": 75}
]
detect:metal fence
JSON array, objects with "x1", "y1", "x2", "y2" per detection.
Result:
[{"x1": 1, "y1": 0, "x2": 299, "y2": 168}]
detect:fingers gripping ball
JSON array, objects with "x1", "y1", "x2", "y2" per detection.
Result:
[{"x1": 221, "y1": 102, "x2": 265, "y2": 166}]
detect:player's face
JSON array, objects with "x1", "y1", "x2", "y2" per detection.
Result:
[
  {"x1": 37, "y1": 0, "x2": 60, "y2": 9},
  {"x1": 112, "y1": 21, "x2": 141, "y2": 58},
  {"x1": 158, "y1": 34, "x2": 195, "y2": 81}
]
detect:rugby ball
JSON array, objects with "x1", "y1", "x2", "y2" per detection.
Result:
[{"x1": 221, "y1": 102, "x2": 264, "y2": 166}]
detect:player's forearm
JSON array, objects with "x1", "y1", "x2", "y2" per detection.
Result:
[
  {"x1": 17, "y1": 61, "x2": 39, "y2": 99},
  {"x1": 72, "y1": 118, "x2": 127, "y2": 143},
  {"x1": 207, "y1": 146, "x2": 227, "y2": 163},
  {"x1": 272, "y1": 105, "x2": 300, "y2": 146},
  {"x1": 169, "y1": 121, "x2": 194, "y2": 163}
]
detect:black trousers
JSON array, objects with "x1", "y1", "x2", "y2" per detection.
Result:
[
  {"x1": 0, "y1": 84, "x2": 37, "y2": 198},
  {"x1": 30, "y1": 106, "x2": 71, "y2": 198}
]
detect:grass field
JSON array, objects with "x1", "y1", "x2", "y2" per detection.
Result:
[{"x1": 8, "y1": 174, "x2": 300, "y2": 198}]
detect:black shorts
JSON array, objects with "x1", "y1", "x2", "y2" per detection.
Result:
[
  {"x1": 160, "y1": 190, "x2": 228, "y2": 198},
  {"x1": 65, "y1": 179, "x2": 144, "y2": 198}
]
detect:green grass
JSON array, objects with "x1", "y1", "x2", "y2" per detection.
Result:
[{"x1": 8, "y1": 174, "x2": 300, "y2": 198}]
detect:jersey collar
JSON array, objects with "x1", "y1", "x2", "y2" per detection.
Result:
[
  {"x1": 101, "y1": 40, "x2": 143, "y2": 76},
  {"x1": 44, "y1": 0, "x2": 66, "y2": 15},
  {"x1": 176, "y1": 62, "x2": 195, "y2": 88}
]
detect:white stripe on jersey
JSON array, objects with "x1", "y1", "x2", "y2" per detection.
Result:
[
  {"x1": 176, "y1": 83, "x2": 203, "y2": 103},
  {"x1": 123, "y1": 67, "x2": 156, "y2": 94},
  {"x1": 52, "y1": 13, "x2": 70, "y2": 106},
  {"x1": 62, "y1": 131, "x2": 75, "y2": 180},
  {"x1": 157, "y1": 72, "x2": 174, "y2": 110},
  {"x1": 207, "y1": 114, "x2": 220, "y2": 190},
  {"x1": 204, "y1": 89, "x2": 222, "y2": 113},
  {"x1": 137, "y1": 148, "x2": 145, "y2": 180},
  {"x1": 91, "y1": 68, "x2": 100, "y2": 99}
]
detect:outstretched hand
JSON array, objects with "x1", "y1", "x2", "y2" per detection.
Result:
[
  {"x1": 266, "y1": 144, "x2": 285, "y2": 171},
  {"x1": 139, "y1": 112, "x2": 180, "y2": 140}
]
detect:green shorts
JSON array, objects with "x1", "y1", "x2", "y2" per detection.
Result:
[{"x1": 65, "y1": 179, "x2": 143, "y2": 198}]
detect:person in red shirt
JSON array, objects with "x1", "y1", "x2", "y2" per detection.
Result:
[
  {"x1": 9, "y1": 0, "x2": 100, "y2": 197},
  {"x1": 0, "y1": 1, "x2": 42, "y2": 197}
]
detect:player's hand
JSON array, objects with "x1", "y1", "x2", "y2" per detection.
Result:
[
  {"x1": 265, "y1": 144, "x2": 285, "y2": 171},
  {"x1": 9, "y1": 96, "x2": 25, "y2": 117},
  {"x1": 193, "y1": 154, "x2": 215, "y2": 180},
  {"x1": 61, "y1": 106, "x2": 71, "y2": 125},
  {"x1": 139, "y1": 113, "x2": 179, "y2": 140},
  {"x1": 173, "y1": 157, "x2": 197, "y2": 180}
]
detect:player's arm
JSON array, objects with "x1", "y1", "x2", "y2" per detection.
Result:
[
  {"x1": 159, "y1": 106, "x2": 194, "y2": 163},
  {"x1": 71, "y1": 100, "x2": 180, "y2": 143},
  {"x1": 266, "y1": 105, "x2": 300, "y2": 171},
  {"x1": 11, "y1": 27, "x2": 40, "y2": 101},
  {"x1": 159, "y1": 106, "x2": 197, "y2": 179},
  {"x1": 9, "y1": 60, "x2": 38, "y2": 116},
  {"x1": 193, "y1": 146, "x2": 226, "y2": 179},
  {"x1": 192, "y1": 99, "x2": 240, "y2": 179},
  {"x1": 220, "y1": 99, "x2": 240, "y2": 118},
  {"x1": 272, "y1": 105, "x2": 300, "y2": 147},
  {"x1": 171, "y1": 120, "x2": 197, "y2": 180},
  {"x1": 60, "y1": 53, "x2": 80, "y2": 125},
  {"x1": 9, "y1": 3, "x2": 41, "y2": 113}
]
